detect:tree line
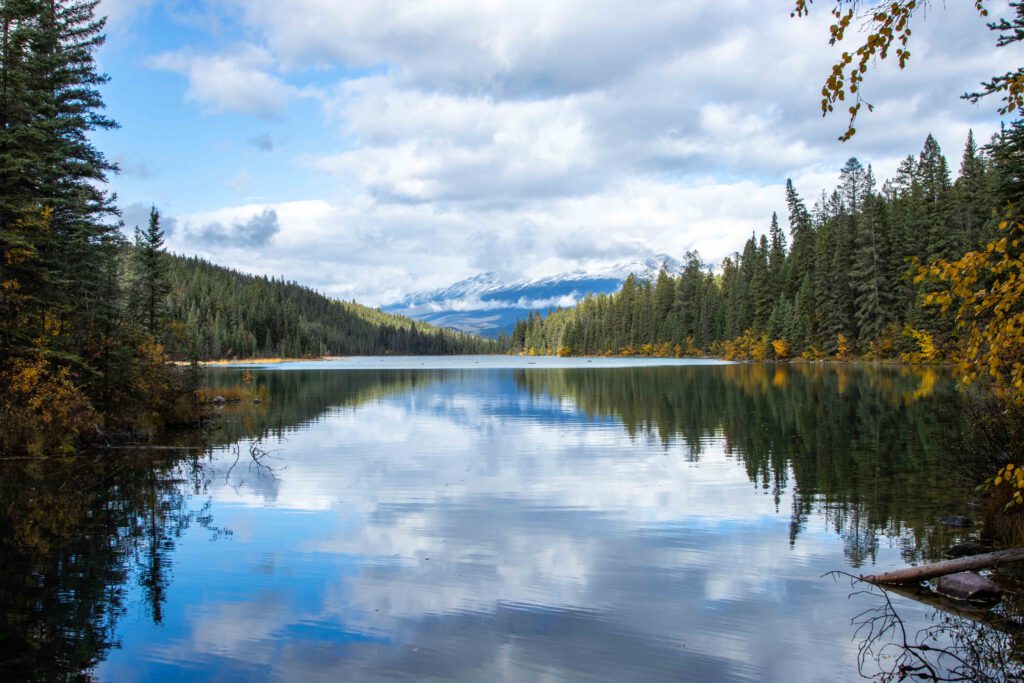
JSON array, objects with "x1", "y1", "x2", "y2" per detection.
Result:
[
  {"x1": 511, "y1": 125, "x2": 1016, "y2": 362},
  {"x1": 161, "y1": 253, "x2": 497, "y2": 359}
]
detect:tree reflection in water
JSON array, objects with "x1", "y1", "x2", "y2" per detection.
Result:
[
  {"x1": 0, "y1": 451, "x2": 218, "y2": 682},
  {"x1": 0, "y1": 368, "x2": 434, "y2": 681},
  {"x1": 1, "y1": 363, "x2": 1020, "y2": 681}
]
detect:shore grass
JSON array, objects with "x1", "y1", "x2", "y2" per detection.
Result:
[{"x1": 170, "y1": 356, "x2": 336, "y2": 367}]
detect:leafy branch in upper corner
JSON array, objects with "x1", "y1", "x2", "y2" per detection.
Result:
[
  {"x1": 792, "y1": 1, "x2": 1000, "y2": 140},
  {"x1": 964, "y1": 3, "x2": 1024, "y2": 116}
]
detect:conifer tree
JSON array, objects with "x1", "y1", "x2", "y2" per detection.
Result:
[
  {"x1": 134, "y1": 206, "x2": 168, "y2": 337},
  {"x1": 784, "y1": 180, "x2": 815, "y2": 296},
  {"x1": 952, "y1": 130, "x2": 992, "y2": 250}
]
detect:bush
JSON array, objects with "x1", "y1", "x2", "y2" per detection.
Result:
[
  {"x1": 0, "y1": 356, "x2": 99, "y2": 455},
  {"x1": 979, "y1": 463, "x2": 1024, "y2": 547}
]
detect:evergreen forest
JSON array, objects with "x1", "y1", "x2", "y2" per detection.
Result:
[
  {"x1": 510, "y1": 127, "x2": 1018, "y2": 362},
  {"x1": 161, "y1": 254, "x2": 497, "y2": 359}
]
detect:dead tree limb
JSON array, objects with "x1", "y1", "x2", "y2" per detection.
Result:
[{"x1": 861, "y1": 548, "x2": 1024, "y2": 585}]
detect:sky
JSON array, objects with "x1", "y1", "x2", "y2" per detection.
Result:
[{"x1": 95, "y1": 0, "x2": 1021, "y2": 306}]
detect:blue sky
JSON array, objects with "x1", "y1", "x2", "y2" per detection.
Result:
[{"x1": 95, "y1": 0, "x2": 1021, "y2": 306}]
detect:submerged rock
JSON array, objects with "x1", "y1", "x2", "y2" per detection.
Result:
[
  {"x1": 947, "y1": 541, "x2": 988, "y2": 558},
  {"x1": 939, "y1": 515, "x2": 974, "y2": 528},
  {"x1": 935, "y1": 572, "x2": 1003, "y2": 602}
]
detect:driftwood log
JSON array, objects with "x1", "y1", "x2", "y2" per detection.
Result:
[{"x1": 861, "y1": 547, "x2": 1024, "y2": 585}]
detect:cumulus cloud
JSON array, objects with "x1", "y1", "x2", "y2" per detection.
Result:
[
  {"x1": 121, "y1": 201, "x2": 176, "y2": 238},
  {"x1": 148, "y1": 45, "x2": 301, "y2": 117},
  {"x1": 114, "y1": 154, "x2": 151, "y2": 179},
  {"x1": 99, "y1": 0, "x2": 157, "y2": 30},
  {"x1": 143, "y1": 0, "x2": 1019, "y2": 303}
]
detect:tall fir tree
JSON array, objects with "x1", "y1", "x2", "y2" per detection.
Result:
[
  {"x1": 784, "y1": 179, "x2": 815, "y2": 296},
  {"x1": 134, "y1": 206, "x2": 168, "y2": 337}
]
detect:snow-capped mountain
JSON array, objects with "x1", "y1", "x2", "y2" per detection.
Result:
[{"x1": 383, "y1": 255, "x2": 684, "y2": 337}]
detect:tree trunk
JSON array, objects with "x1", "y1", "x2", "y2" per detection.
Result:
[{"x1": 861, "y1": 547, "x2": 1024, "y2": 585}]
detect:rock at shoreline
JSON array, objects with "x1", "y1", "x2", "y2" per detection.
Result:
[
  {"x1": 947, "y1": 541, "x2": 988, "y2": 558},
  {"x1": 935, "y1": 572, "x2": 1003, "y2": 601},
  {"x1": 211, "y1": 395, "x2": 226, "y2": 405}
]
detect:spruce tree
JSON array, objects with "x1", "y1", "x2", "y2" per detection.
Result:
[
  {"x1": 134, "y1": 206, "x2": 168, "y2": 337},
  {"x1": 767, "y1": 212, "x2": 787, "y2": 295},
  {"x1": 917, "y1": 134, "x2": 955, "y2": 260},
  {"x1": 952, "y1": 130, "x2": 992, "y2": 249},
  {"x1": 784, "y1": 180, "x2": 815, "y2": 296},
  {"x1": 851, "y1": 180, "x2": 893, "y2": 344}
]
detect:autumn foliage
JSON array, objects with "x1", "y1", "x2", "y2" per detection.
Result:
[
  {"x1": 0, "y1": 356, "x2": 97, "y2": 454},
  {"x1": 918, "y1": 220, "x2": 1024, "y2": 404}
]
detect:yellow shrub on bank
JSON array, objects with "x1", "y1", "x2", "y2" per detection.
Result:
[
  {"x1": 771, "y1": 339, "x2": 790, "y2": 359},
  {"x1": 0, "y1": 356, "x2": 98, "y2": 455},
  {"x1": 900, "y1": 325, "x2": 938, "y2": 364},
  {"x1": 723, "y1": 330, "x2": 770, "y2": 361}
]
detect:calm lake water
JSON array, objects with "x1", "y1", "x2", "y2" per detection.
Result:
[{"x1": 1, "y1": 357, "x2": 1008, "y2": 681}]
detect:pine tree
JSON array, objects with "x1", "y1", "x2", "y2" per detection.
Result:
[
  {"x1": 768, "y1": 211, "x2": 787, "y2": 294},
  {"x1": 917, "y1": 134, "x2": 955, "y2": 261},
  {"x1": 785, "y1": 179, "x2": 815, "y2": 296},
  {"x1": 0, "y1": 0, "x2": 120, "y2": 373},
  {"x1": 952, "y1": 130, "x2": 992, "y2": 250},
  {"x1": 851, "y1": 181, "x2": 893, "y2": 343},
  {"x1": 987, "y1": 119, "x2": 1024, "y2": 213},
  {"x1": 134, "y1": 206, "x2": 168, "y2": 337}
]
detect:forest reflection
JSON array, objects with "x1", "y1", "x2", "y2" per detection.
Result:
[
  {"x1": 0, "y1": 452, "x2": 212, "y2": 682},
  {"x1": 0, "y1": 363, "x2": 980, "y2": 681},
  {"x1": 0, "y1": 369, "x2": 441, "y2": 682},
  {"x1": 517, "y1": 363, "x2": 971, "y2": 566}
]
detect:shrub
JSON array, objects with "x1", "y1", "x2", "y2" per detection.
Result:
[
  {"x1": 979, "y1": 463, "x2": 1024, "y2": 547},
  {"x1": 0, "y1": 356, "x2": 99, "y2": 455}
]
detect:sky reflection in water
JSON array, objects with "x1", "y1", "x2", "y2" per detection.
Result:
[{"x1": 93, "y1": 360, "x2": 970, "y2": 682}]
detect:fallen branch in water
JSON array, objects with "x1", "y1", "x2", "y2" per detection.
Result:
[
  {"x1": 826, "y1": 571, "x2": 1024, "y2": 682},
  {"x1": 861, "y1": 548, "x2": 1024, "y2": 585}
]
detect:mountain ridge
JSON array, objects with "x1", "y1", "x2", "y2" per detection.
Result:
[{"x1": 384, "y1": 254, "x2": 684, "y2": 337}]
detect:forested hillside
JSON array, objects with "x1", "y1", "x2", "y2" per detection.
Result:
[
  {"x1": 512, "y1": 125, "x2": 1016, "y2": 361},
  {"x1": 0, "y1": 1, "x2": 190, "y2": 454},
  {"x1": 162, "y1": 255, "x2": 498, "y2": 359}
]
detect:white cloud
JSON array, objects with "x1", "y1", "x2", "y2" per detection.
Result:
[
  {"x1": 140, "y1": 0, "x2": 1020, "y2": 303},
  {"x1": 148, "y1": 45, "x2": 302, "y2": 117}
]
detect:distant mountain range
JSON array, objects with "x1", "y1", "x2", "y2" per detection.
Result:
[{"x1": 383, "y1": 255, "x2": 684, "y2": 337}]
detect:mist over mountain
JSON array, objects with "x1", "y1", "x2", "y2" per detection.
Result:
[{"x1": 383, "y1": 255, "x2": 683, "y2": 337}]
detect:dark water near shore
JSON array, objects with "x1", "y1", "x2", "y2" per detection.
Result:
[{"x1": 0, "y1": 358, "x2": 1015, "y2": 681}]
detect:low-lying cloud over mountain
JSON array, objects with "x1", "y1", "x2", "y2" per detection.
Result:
[{"x1": 384, "y1": 255, "x2": 683, "y2": 337}]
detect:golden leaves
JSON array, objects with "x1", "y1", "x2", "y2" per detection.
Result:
[
  {"x1": 793, "y1": 1, "x2": 991, "y2": 140},
  {"x1": 919, "y1": 220, "x2": 1024, "y2": 404}
]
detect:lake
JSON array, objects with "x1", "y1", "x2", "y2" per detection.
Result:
[{"x1": 1, "y1": 357, "x2": 1011, "y2": 682}]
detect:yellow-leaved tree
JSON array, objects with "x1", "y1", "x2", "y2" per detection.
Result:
[{"x1": 917, "y1": 220, "x2": 1024, "y2": 404}]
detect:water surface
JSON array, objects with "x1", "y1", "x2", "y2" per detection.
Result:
[{"x1": 0, "y1": 358, "x2": 993, "y2": 681}]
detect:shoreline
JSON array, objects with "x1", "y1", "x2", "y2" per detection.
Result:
[
  {"x1": 169, "y1": 353, "x2": 949, "y2": 369},
  {"x1": 169, "y1": 356, "x2": 340, "y2": 366}
]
